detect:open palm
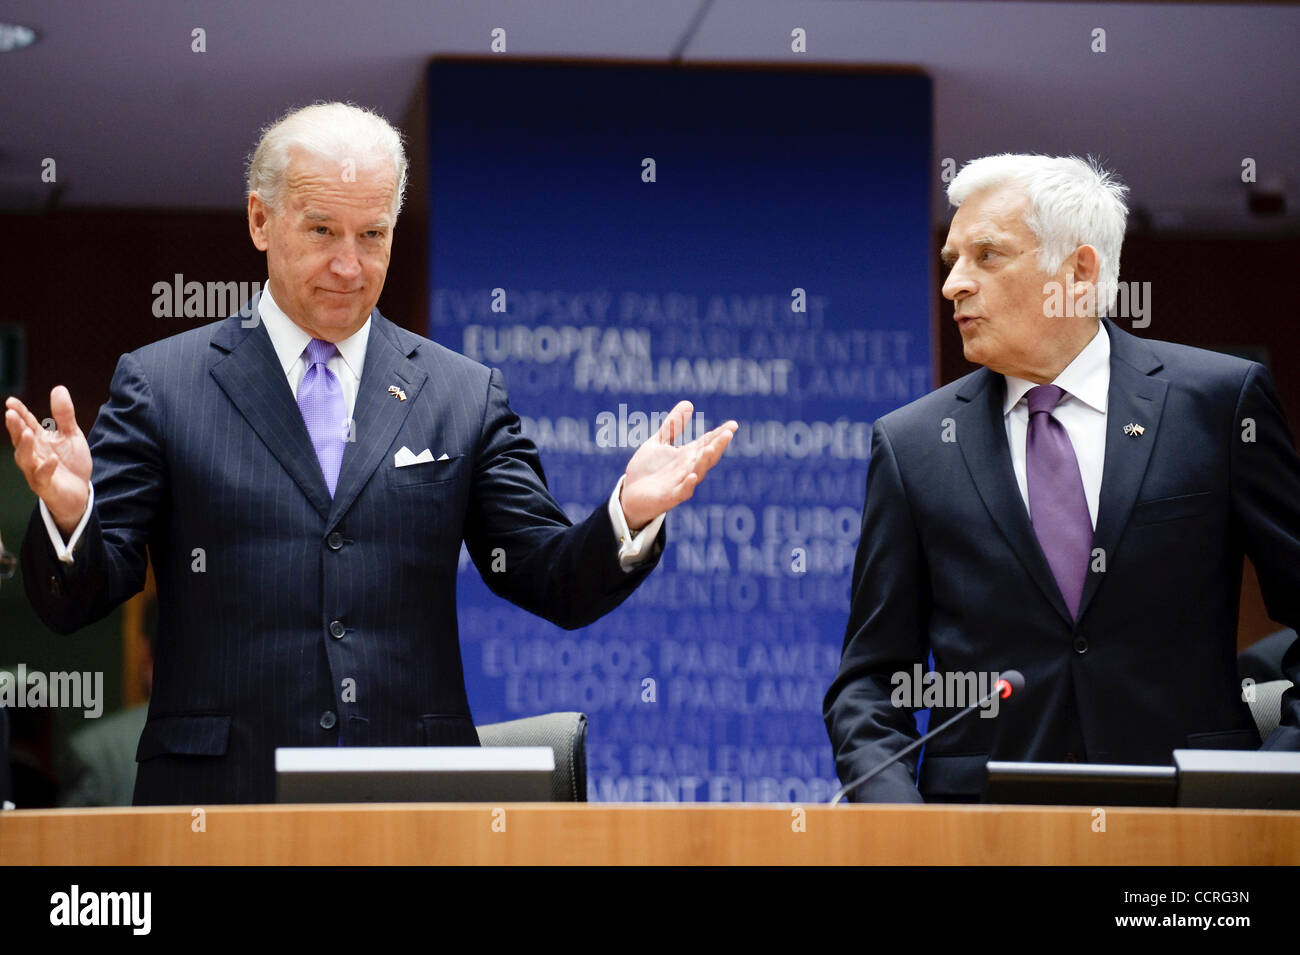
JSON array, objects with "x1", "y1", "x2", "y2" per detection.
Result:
[
  {"x1": 5, "y1": 386, "x2": 93, "y2": 533},
  {"x1": 621, "y1": 400, "x2": 738, "y2": 531}
]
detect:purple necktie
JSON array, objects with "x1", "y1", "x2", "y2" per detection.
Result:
[
  {"x1": 1025, "y1": 384, "x2": 1092, "y2": 618},
  {"x1": 297, "y1": 339, "x2": 346, "y2": 496}
]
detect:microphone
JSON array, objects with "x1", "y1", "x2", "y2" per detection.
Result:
[{"x1": 829, "y1": 669, "x2": 1024, "y2": 806}]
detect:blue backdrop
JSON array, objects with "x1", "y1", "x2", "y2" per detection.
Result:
[{"x1": 428, "y1": 61, "x2": 933, "y2": 801}]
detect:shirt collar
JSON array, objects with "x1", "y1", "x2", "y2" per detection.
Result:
[
  {"x1": 1002, "y1": 321, "x2": 1110, "y2": 416},
  {"x1": 257, "y1": 282, "x2": 370, "y2": 380}
]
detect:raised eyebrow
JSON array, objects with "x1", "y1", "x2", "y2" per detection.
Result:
[{"x1": 303, "y1": 212, "x2": 389, "y2": 231}]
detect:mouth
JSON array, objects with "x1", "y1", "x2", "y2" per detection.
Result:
[{"x1": 955, "y1": 315, "x2": 982, "y2": 331}]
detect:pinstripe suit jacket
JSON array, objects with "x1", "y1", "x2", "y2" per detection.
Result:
[{"x1": 22, "y1": 299, "x2": 663, "y2": 805}]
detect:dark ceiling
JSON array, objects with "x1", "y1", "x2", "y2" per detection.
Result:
[{"x1": 1, "y1": 0, "x2": 1296, "y2": 232}]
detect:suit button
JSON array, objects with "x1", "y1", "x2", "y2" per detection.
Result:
[
  {"x1": 327, "y1": 532, "x2": 344, "y2": 550},
  {"x1": 49, "y1": 575, "x2": 62, "y2": 597},
  {"x1": 320, "y1": 710, "x2": 337, "y2": 730},
  {"x1": 1073, "y1": 636, "x2": 1089, "y2": 654},
  {"x1": 329, "y1": 620, "x2": 346, "y2": 639}
]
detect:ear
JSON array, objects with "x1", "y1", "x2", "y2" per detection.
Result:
[
  {"x1": 1062, "y1": 244, "x2": 1102, "y2": 318},
  {"x1": 248, "y1": 193, "x2": 271, "y2": 252},
  {"x1": 1071, "y1": 244, "x2": 1101, "y2": 287}
]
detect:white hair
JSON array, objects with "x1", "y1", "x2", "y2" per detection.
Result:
[
  {"x1": 246, "y1": 101, "x2": 408, "y2": 221},
  {"x1": 947, "y1": 154, "x2": 1129, "y2": 316}
]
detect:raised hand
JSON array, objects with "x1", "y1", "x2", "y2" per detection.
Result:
[
  {"x1": 620, "y1": 400, "x2": 738, "y2": 531},
  {"x1": 5, "y1": 387, "x2": 93, "y2": 536}
]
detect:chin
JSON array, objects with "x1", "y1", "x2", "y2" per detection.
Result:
[{"x1": 320, "y1": 304, "x2": 364, "y2": 324}]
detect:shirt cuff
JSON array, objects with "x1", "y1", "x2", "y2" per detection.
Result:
[
  {"x1": 39, "y1": 482, "x2": 94, "y2": 565},
  {"x1": 608, "y1": 474, "x2": 665, "y2": 572}
]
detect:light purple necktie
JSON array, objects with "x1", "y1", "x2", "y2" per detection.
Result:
[
  {"x1": 297, "y1": 339, "x2": 346, "y2": 496},
  {"x1": 1025, "y1": 384, "x2": 1092, "y2": 618}
]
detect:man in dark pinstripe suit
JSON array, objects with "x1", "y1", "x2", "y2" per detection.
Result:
[{"x1": 5, "y1": 103, "x2": 737, "y2": 805}]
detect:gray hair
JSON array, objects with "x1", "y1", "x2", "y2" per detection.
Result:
[
  {"x1": 246, "y1": 102, "x2": 408, "y2": 222},
  {"x1": 947, "y1": 154, "x2": 1129, "y2": 317}
]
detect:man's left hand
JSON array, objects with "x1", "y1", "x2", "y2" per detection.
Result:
[{"x1": 620, "y1": 400, "x2": 738, "y2": 531}]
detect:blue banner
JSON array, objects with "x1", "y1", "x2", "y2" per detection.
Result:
[{"x1": 428, "y1": 61, "x2": 933, "y2": 801}]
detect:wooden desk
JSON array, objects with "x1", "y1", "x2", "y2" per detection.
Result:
[{"x1": 3, "y1": 803, "x2": 1298, "y2": 864}]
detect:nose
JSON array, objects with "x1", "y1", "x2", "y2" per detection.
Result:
[
  {"x1": 330, "y1": 239, "x2": 363, "y2": 281},
  {"x1": 942, "y1": 258, "x2": 976, "y2": 303}
]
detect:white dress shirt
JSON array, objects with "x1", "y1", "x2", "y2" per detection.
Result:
[
  {"x1": 1002, "y1": 321, "x2": 1110, "y2": 530},
  {"x1": 43, "y1": 283, "x2": 664, "y2": 570},
  {"x1": 258, "y1": 281, "x2": 368, "y2": 424}
]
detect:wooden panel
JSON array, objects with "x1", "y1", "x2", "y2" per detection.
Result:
[{"x1": 2, "y1": 804, "x2": 1297, "y2": 865}]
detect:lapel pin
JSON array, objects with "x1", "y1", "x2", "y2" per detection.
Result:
[
  {"x1": 387, "y1": 385, "x2": 407, "y2": 402},
  {"x1": 1122, "y1": 422, "x2": 1145, "y2": 437}
]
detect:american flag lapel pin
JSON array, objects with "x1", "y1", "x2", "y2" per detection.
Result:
[
  {"x1": 1123, "y1": 422, "x2": 1145, "y2": 437},
  {"x1": 387, "y1": 384, "x2": 407, "y2": 402}
]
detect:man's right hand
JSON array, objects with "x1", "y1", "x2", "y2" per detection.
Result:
[{"x1": 5, "y1": 387, "x2": 93, "y2": 537}]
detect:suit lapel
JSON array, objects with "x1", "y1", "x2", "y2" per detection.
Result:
[
  {"x1": 210, "y1": 300, "x2": 431, "y2": 526},
  {"x1": 954, "y1": 368, "x2": 1075, "y2": 627},
  {"x1": 326, "y1": 312, "x2": 428, "y2": 530},
  {"x1": 1076, "y1": 319, "x2": 1167, "y2": 620},
  {"x1": 954, "y1": 320, "x2": 1168, "y2": 626},
  {"x1": 210, "y1": 296, "x2": 334, "y2": 521}
]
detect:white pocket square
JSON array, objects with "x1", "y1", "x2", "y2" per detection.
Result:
[{"x1": 394, "y1": 446, "x2": 436, "y2": 467}]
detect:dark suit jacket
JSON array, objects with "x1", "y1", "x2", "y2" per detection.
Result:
[
  {"x1": 22, "y1": 299, "x2": 663, "y2": 805},
  {"x1": 824, "y1": 318, "x2": 1300, "y2": 802}
]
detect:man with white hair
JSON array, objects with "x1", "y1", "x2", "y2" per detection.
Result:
[
  {"x1": 6, "y1": 102, "x2": 737, "y2": 805},
  {"x1": 825, "y1": 154, "x2": 1300, "y2": 802}
]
